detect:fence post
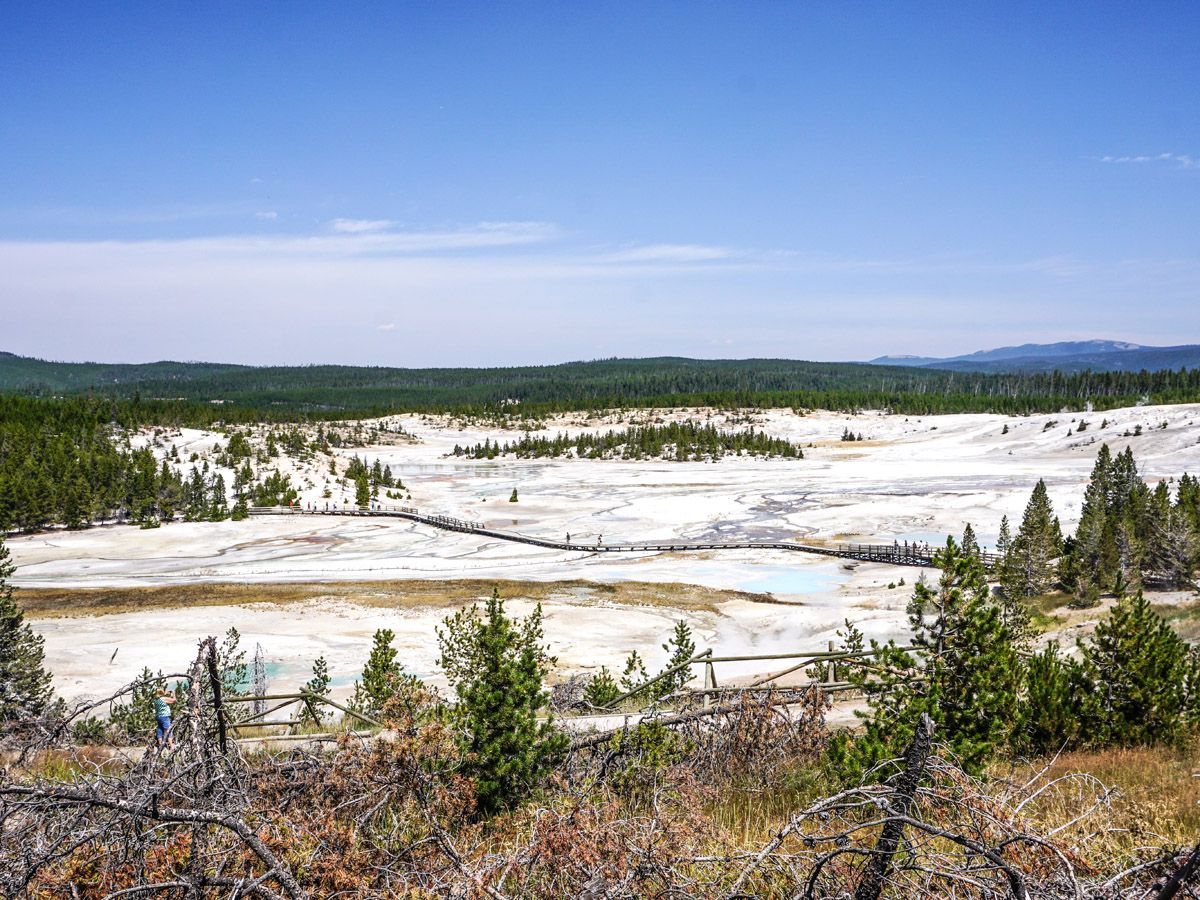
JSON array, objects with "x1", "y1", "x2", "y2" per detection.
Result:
[
  {"x1": 827, "y1": 640, "x2": 836, "y2": 685},
  {"x1": 703, "y1": 658, "x2": 717, "y2": 709}
]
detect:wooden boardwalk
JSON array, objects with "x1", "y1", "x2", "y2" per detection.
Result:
[{"x1": 250, "y1": 505, "x2": 998, "y2": 569}]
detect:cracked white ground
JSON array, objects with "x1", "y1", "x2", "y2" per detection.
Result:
[{"x1": 10, "y1": 405, "x2": 1200, "y2": 705}]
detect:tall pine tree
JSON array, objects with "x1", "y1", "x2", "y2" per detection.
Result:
[
  {"x1": 0, "y1": 535, "x2": 54, "y2": 723},
  {"x1": 830, "y1": 538, "x2": 1023, "y2": 779},
  {"x1": 960, "y1": 522, "x2": 980, "y2": 558},
  {"x1": 1010, "y1": 479, "x2": 1062, "y2": 597}
]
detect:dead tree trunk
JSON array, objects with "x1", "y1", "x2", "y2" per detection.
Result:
[
  {"x1": 853, "y1": 713, "x2": 934, "y2": 900},
  {"x1": 206, "y1": 642, "x2": 228, "y2": 755},
  {"x1": 1153, "y1": 841, "x2": 1200, "y2": 900}
]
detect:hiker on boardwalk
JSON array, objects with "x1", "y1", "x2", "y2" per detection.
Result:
[{"x1": 153, "y1": 688, "x2": 176, "y2": 749}]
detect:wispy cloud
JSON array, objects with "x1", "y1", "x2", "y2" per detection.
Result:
[
  {"x1": 254, "y1": 211, "x2": 278, "y2": 221},
  {"x1": 331, "y1": 218, "x2": 395, "y2": 233},
  {"x1": 1097, "y1": 152, "x2": 1196, "y2": 168},
  {"x1": 3, "y1": 226, "x2": 1196, "y2": 367},
  {"x1": 602, "y1": 243, "x2": 734, "y2": 264},
  {"x1": 95, "y1": 221, "x2": 560, "y2": 258}
]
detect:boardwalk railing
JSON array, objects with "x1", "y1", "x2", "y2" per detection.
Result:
[
  {"x1": 221, "y1": 690, "x2": 383, "y2": 744},
  {"x1": 250, "y1": 504, "x2": 999, "y2": 569}
]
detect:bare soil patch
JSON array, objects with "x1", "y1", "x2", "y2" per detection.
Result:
[{"x1": 19, "y1": 578, "x2": 775, "y2": 619}]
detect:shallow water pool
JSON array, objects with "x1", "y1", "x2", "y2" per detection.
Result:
[{"x1": 737, "y1": 563, "x2": 846, "y2": 596}]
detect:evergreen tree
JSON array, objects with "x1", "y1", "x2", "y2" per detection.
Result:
[
  {"x1": 620, "y1": 650, "x2": 649, "y2": 694},
  {"x1": 126, "y1": 449, "x2": 159, "y2": 523},
  {"x1": 233, "y1": 461, "x2": 254, "y2": 500},
  {"x1": 251, "y1": 470, "x2": 298, "y2": 507},
  {"x1": 509, "y1": 488, "x2": 518, "y2": 503},
  {"x1": 1013, "y1": 642, "x2": 1088, "y2": 755},
  {"x1": 350, "y1": 628, "x2": 412, "y2": 718},
  {"x1": 1010, "y1": 480, "x2": 1062, "y2": 597},
  {"x1": 201, "y1": 627, "x2": 249, "y2": 723},
  {"x1": 183, "y1": 466, "x2": 208, "y2": 521},
  {"x1": 995, "y1": 514, "x2": 1014, "y2": 580},
  {"x1": 1063, "y1": 444, "x2": 1179, "y2": 591},
  {"x1": 1113, "y1": 517, "x2": 1144, "y2": 594},
  {"x1": 230, "y1": 496, "x2": 249, "y2": 520},
  {"x1": 0, "y1": 536, "x2": 54, "y2": 723},
  {"x1": 300, "y1": 655, "x2": 332, "y2": 726},
  {"x1": 583, "y1": 666, "x2": 621, "y2": 707},
  {"x1": 218, "y1": 626, "x2": 248, "y2": 696},
  {"x1": 157, "y1": 459, "x2": 181, "y2": 520},
  {"x1": 208, "y1": 473, "x2": 228, "y2": 521},
  {"x1": 437, "y1": 588, "x2": 568, "y2": 815},
  {"x1": 653, "y1": 620, "x2": 696, "y2": 698},
  {"x1": 354, "y1": 473, "x2": 370, "y2": 508},
  {"x1": 829, "y1": 538, "x2": 1023, "y2": 779},
  {"x1": 995, "y1": 535, "x2": 1035, "y2": 642},
  {"x1": 1065, "y1": 444, "x2": 1118, "y2": 590},
  {"x1": 960, "y1": 522, "x2": 980, "y2": 559},
  {"x1": 1080, "y1": 592, "x2": 1197, "y2": 747},
  {"x1": 60, "y1": 473, "x2": 91, "y2": 529},
  {"x1": 993, "y1": 515, "x2": 1031, "y2": 638},
  {"x1": 1109, "y1": 446, "x2": 1142, "y2": 515},
  {"x1": 1178, "y1": 473, "x2": 1200, "y2": 532},
  {"x1": 1150, "y1": 504, "x2": 1198, "y2": 589}
]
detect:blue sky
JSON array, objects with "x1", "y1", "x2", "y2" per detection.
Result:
[{"x1": 1, "y1": 2, "x2": 1197, "y2": 365}]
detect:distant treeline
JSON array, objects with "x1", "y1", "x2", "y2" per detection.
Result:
[
  {"x1": 452, "y1": 423, "x2": 803, "y2": 461},
  {"x1": 0, "y1": 396, "x2": 306, "y2": 531},
  {"x1": 5, "y1": 352, "x2": 1200, "y2": 416}
]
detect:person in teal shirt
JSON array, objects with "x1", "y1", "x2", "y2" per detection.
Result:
[{"x1": 153, "y1": 688, "x2": 176, "y2": 748}]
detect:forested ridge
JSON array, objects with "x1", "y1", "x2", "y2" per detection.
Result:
[{"x1": 5, "y1": 351, "x2": 1200, "y2": 416}]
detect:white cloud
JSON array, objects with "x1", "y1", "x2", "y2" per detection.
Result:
[
  {"x1": 3, "y1": 223, "x2": 1197, "y2": 367},
  {"x1": 602, "y1": 243, "x2": 734, "y2": 264},
  {"x1": 1098, "y1": 152, "x2": 1196, "y2": 168},
  {"x1": 331, "y1": 218, "x2": 396, "y2": 233},
  {"x1": 254, "y1": 211, "x2": 278, "y2": 221}
]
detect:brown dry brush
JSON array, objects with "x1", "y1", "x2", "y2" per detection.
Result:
[
  {"x1": 1, "y1": 637, "x2": 304, "y2": 898},
  {"x1": 1, "y1": 646, "x2": 1197, "y2": 899}
]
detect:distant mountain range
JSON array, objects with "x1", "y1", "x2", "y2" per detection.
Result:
[{"x1": 869, "y1": 340, "x2": 1200, "y2": 373}]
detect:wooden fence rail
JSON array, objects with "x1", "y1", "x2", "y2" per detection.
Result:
[
  {"x1": 216, "y1": 689, "x2": 383, "y2": 742},
  {"x1": 601, "y1": 644, "x2": 923, "y2": 709}
]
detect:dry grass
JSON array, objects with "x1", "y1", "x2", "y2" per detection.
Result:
[
  {"x1": 1153, "y1": 598, "x2": 1200, "y2": 641},
  {"x1": 17, "y1": 578, "x2": 774, "y2": 619},
  {"x1": 706, "y1": 765, "x2": 833, "y2": 847},
  {"x1": 999, "y1": 743, "x2": 1200, "y2": 854},
  {"x1": 708, "y1": 741, "x2": 1200, "y2": 861}
]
